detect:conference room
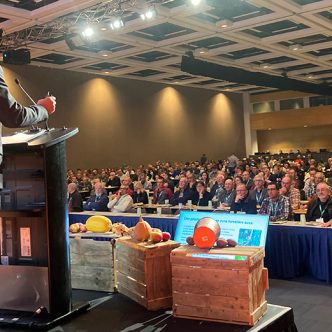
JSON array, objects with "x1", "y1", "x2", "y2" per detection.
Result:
[{"x1": 0, "y1": 0, "x2": 332, "y2": 331}]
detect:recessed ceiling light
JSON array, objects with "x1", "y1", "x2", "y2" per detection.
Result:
[
  {"x1": 289, "y1": 44, "x2": 302, "y2": 51},
  {"x1": 304, "y1": 125, "x2": 308, "y2": 128},
  {"x1": 268, "y1": 128, "x2": 272, "y2": 130},
  {"x1": 216, "y1": 19, "x2": 232, "y2": 29}
]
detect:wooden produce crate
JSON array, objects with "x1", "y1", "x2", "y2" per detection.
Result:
[
  {"x1": 171, "y1": 246, "x2": 268, "y2": 326},
  {"x1": 70, "y1": 237, "x2": 116, "y2": 292},
  {"x1": 115, "y1": 237, "x2": 180, "y2": 310}
]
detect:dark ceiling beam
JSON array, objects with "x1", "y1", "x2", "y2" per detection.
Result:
[{"x1": 181, "y1": 53, "x2": 332, "y2": 96}]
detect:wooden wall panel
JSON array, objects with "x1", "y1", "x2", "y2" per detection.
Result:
[{"x1": 251, "y1": 106, "x2": 332, "y2": 130}]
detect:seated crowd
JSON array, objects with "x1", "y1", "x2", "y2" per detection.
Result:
[{"x1": 67, "y1": 153, "x2": 332, "y2": 227}]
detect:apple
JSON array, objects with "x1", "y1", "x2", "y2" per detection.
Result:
[
  {"x1": 69, "y1": 223, "x2": 80, "y2": 233},
  {"x1": 79, "y1": 224, "x2": 87, "y2": 233},
  {"x1": 186, "y1": 236, "x2": 195, "y2": 246},
  {"x1": 227, "y1": 239, "x2": 237, "y2": 247},
  {"x1": 162, "y1": 232, "x2": 171, "y2": 242},
  {"x1": 216, "y1": 238, "x2": 228, "y2": 248},
  {"x1": 150, "y1": 231, "x2": 163, "y2": 243}
]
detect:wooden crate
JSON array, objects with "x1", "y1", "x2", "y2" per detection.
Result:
[
  {"x1": 70, "y1": 237, "x2": 116, "y2": 292},
  {"x1": 171, "y1": 246, "x2": 268, "y2": 326},
  {"x1": 115, "y1": 237, "x2": 180, "y2": 310}
]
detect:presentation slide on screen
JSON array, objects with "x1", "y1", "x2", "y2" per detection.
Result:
[{"x1": 174, "y1": 211, "x2": 269, "y2": 247}]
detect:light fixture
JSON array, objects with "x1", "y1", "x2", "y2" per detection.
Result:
[
  {"x1": 216, "y1": 19, "x2": 232, "y2": 29},
  {"x1": 104, "y1": 71, "x2": 110, "y2": 74},
  {"x1": 303, "y1": 125, "x2": 308, "y2": 128},
  {"x1": 268, "y1": 128, "x2": 272, "y2": 130},
  {"x1": 99, "y1": 50, "x2": 112, "y2": 57},
  {"x1": 289, "y1": 44, "x2": 302, "y2": 51},
  {"x1": 81, "y1": 26, "x2": 94, "y2": 38},
  {"x1": 260, "y1": 64, "x2": 270, "y2": 69},
  {"x1": 110, "y1": 18, "x2": 124, "y2": 30},
  {"x1": 191, "y1": 0, "x2": 202, "y2": 5},
  {"x1": 307, "y1": 74, "x2": 315, "y2": 79},
  {"x1": 140, "y1": 8, "x2": 156, "y2": 20},
  {"x1": 194, "y1": 48, "x2": 209, "y2": 56}
]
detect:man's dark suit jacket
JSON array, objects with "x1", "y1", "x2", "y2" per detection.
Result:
[{"x1": 0, "y1": 66, "x2": 49, "y2": 163}]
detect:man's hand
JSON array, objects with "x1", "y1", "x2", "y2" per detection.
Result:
[{"x1": 37, "y1": 96, "x2": 56, "y2": 115}]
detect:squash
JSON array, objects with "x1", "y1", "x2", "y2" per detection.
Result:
[
  {"x1": 86, "y1": 215, "x2": 112, "y2": 233},
  {"x1": 133, "y1": 216, "x2": 151, "y2": 242}
]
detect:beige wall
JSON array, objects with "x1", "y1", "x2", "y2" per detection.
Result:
[
  {"x1": 2, "y1": 65, "x2": 245, "y2": 169},
  {"x1": 257, "y1": 125, "x2": 332, "y2": 153}
]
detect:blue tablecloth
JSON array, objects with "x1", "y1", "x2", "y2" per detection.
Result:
[
  {"x1": 69, "y1": 213, "x2": 179, "y2": 239},
  {"x1": 265, "y1": 225, "x2": 332, "y2": 283}
]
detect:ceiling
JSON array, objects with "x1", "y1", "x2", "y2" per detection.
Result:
[{"x1": 0, "y1": 0, "x2": 332, "y2": 94}]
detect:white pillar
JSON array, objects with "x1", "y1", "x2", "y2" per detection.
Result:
[{"x1": 243, "y1": 93, "x2": 258, "y2": 157}]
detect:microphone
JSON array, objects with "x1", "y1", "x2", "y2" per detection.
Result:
[
  {"x1": 14, "y1": 78, "x2": 36, "y2": 104},
  {"x1": 15, "y1": 78, "x2": 51, "y2": 132}
]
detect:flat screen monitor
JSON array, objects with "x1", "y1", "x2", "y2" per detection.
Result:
[{"x1": 174, "y1": 211, "x2": 269, "y2": 248}]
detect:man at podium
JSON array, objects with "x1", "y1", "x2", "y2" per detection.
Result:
[{"x1": 0, "y1": 66, "x2": 56, "y2": 164}]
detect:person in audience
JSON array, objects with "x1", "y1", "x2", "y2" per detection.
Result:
[
  {"x1": 227, "y1": 153, "x2": 238, "y2": 175},
  {"x1": 259, "y1": 183, "x2": 290, "y2": 221},
  {"x1": 242, "y1": 171, "x2": 253, "y2": 190},
  {"x1": 234, "y1": 175, "x2": 243, "y2": 188},
  {"x1": 83, "y1": 182, "x2": 109, "y2": 211},
  {"x1": 67, "y1": 183, "x2": 83, "y2": 212},
  {"x1": 303, "y1": 168, "x2": 317, "y2": 199},
  {"x1": 186, "y1": 172, "x2": 197, "y2": 192},
  {"x1": 230, "y1": 183, "x2": 257, "y2": 214},
  {"x1": 249, "y1": 175, "x2": 268, "y2": 207},
  {"x1": 161, "y1": 170, "x2": 174, "y2": 191},
  {"x1": 153, "y1": 179, "x2": 169, "y2": 204},
  {"x1": 210, "y1": 173, "x2": 224, "y2": 197},
  {"x1": 193, "y1": 181, "x2": 211, "y2": 206},
  {"x1": 200, "y1": 171, "x2": 210, "y2": 190},
  {"x1": 121, "y1": 176, "x2": 134, "y2": 195},
  {"x1": 139, "y1": 172, "x2": 152, "y2": 191},
  {"x1": 280, "y1": 176, "x2": 300, "y2": 211},
  {"x1": 106, "y1": 171, "x2": 121, "y2": 193},
  {"x1": 107, "y1": 185, "x2": 133, "y2": 212},
  {"x1": 132, "y1": 182, "x2": 148, "y2": 204},
  {"x1": 218, "y1": 178, "x2": 235, "y2": 208},
  {"x1": 99, "y1": 170, "x2": 109, "y2": 184},
  {"x1": 286, "y1": 167, "x2": 300, "y2": 189},
  {"x1": 170, "y1": 177, "x2": 194, "y2": 206},
  {"x1": 305, "y1": 182, "x2": 332, "y2": 226}
]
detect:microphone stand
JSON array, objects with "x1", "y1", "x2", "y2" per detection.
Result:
[{"x1": 14, "y1": 78, "x2": 50, "y2": 132}]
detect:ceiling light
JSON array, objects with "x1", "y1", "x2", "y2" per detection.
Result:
[
  {"x1": 260, "y1": 64, "x2": 270, "y2": 69},
  {"x1": 289, "y1": 44, "x2": 302, "y2": 51},
  {"x1": 303, "y1": 125, "x2": 308, "y2": 128},
  {"x1": 194, "y1": 48, "x2": 209, "y2": 56},
  {"x1": 81, "y1": 26, "x2": 94, "y2": 38},
  {"x1": 140, "y1": 8, "x2": 156, "y2": 20},
  {"x1": 307, "y1": 74, "x2": 315, "y2": 79},
  {"x1": 104, "y1": 71, "x2": 110, "y2": 74},
  {"x1": 99, "y1": 50, "x2": 112, "y2": 57},
  {"x1": 216, "y1": 19, "x2": 232, "y2": 29},
  {"x1": 191, "y1": 0, "x2": 203, "y2": 6},
  {"x1": 110, "y1": 18, "x2": 124, "y2": 30},
  {"x1": 100, "y1": 27, "x2": 107, "y2": 31}
]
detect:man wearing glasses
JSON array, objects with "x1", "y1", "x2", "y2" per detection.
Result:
[
  {"x1": 259, "y1": 183, "x2": 290, "y2": 221},
  {"x1": 230, "y1": 183, "x2": 257, "y2": 214}
]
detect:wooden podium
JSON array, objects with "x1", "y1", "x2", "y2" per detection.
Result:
[{"x1": 0, "y1": 128, "x2": 89, "y2": 328}]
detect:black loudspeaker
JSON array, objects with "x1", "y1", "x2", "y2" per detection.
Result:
[{"x1": 3, "y1": 49, "x2": 31, "y2": 65}]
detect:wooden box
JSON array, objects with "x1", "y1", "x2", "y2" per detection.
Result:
[
  {"x1": 171, "y1": 246, "x2": 268, "y2": 326},
  {"x1": 115, "y1": 237, "x2": 180, "y2": 310},
  {"x1": 70, "y1": 237, "x2": 116, "y2": 292}
]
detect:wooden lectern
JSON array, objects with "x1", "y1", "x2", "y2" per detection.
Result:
[{"x1": 0, "y1": 128, "x2": 89, "y2": 328}]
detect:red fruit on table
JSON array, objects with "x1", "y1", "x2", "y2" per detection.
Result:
[
  {"x1": 79, "y1": 224, "x2": 87, "y2": 233},
  {"x1": 162, "y1": 232, "x2": 171, "y2": 242},
  {"x1": 186, "y1": 236, "x2": 195, "y2": 246},
  {"x1": 69, "y1": 223, "x2": 80, "y2": 233},
  {"x1": 216, "y1": 238, "x2": 228, "y2": 248},
  {"x1": 150, "y1": 231, "x2": 163, "y2": 243},
  {"x1": 227, "y1": 239, "x2": 237, "y2": 247}
]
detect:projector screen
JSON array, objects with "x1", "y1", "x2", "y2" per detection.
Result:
[{"x1": 174, "y1": 211, "x2": 269, "y2": 247}]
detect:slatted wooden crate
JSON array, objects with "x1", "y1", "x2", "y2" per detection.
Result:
[
  {"x1": 171, "y1": 246, "x2": 268, "y2": 326},
  {"x1": 115, "y1": 237, "x2": 180, "y2": 310},
  {"x1": 70, "y1": 237, "x2": 116, "y2": 292}
]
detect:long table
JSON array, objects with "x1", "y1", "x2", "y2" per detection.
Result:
[
  {"x1": 69, "y1": 212, "x2": 332, "y2": 283},
  {"x1": 265, "y1": 222, "x2": 332, "y2": 283},
  {"x1": 69, "y1": 212, "x2": 178, "y2": 238}
]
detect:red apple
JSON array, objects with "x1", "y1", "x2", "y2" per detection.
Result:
[
  {"x1": 79, "y1": 224, "x2": 87, "y2": 233},
  {"x1": 186, "y1": 236, "x2": 195, "y2": 246},
  {"x1": 69, "y1": 223, "x2": 80, "y2": 233},
  {"x1": 151, "y1": 231, "x2": 163, "y2": 243},
  {"x1": 216, "y1": 238, "x2": 228, "y2": 248},
  {"x1": 162, "y1": 232, "x2": 171, "y2": 242},
  {"x1": 227, "y1": 239, "x2": 237, "y2": 247}
]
